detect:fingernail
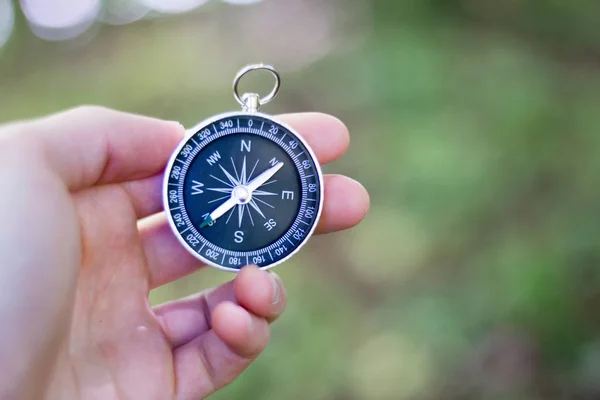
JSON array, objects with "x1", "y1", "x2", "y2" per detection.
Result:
[{"x1": 269, "y1": 271, "x2": 281, "y2": 305}]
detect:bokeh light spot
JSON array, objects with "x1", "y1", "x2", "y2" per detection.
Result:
[
  {"x1": 0, "y1": 0, "x2": 15, "y2": 49},
  {"x1": 21, "y1": 0, "x2": 101, "y2": 29},
  {"x1": 100, "y1": 0, "x2": 150, "y2": 25},
  {"x1": 20, "y1": 0, "x2": 101, "y2": 41},
  {"x1": 137, "y1": 0, "x2": 210, "y2": 14},
  {"x1": 221, "y1": 0, "x2": 264, "y2": 5}
]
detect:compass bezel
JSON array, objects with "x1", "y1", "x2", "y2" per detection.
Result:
[{"x1": 162, "y1": 110, "x2": 324, "y2": 272}]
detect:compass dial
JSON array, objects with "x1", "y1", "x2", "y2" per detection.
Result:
[{"x1": 164, "y1": 113, "x2": 323, "y2": 271}]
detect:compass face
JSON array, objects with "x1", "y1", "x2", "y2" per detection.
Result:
[{"x1": 164, "y1": 112, "x2": 323, "y2": 271}]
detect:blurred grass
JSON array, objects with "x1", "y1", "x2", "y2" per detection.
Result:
[{"x1": 4, "y1": 0, "x2": 600, "y2": 398}]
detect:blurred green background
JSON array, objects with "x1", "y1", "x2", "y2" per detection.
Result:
[{"x1": 3, "y1": 0, "x2": 600, "y2": 398}]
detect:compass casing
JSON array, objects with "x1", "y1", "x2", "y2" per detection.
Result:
[{"x1": 162, "y1": 111, "x2": 324, "y2": 272}]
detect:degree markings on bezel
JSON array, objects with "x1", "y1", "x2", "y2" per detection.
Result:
[{"x1": 167, "y1": 113, "x2": 322, "y2": 270}]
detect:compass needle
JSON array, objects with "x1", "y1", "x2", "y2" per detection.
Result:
[
  {"x1": 245, "y1": 162, "x2": 284, "y2": 194},
  {"x1": 164, "y1": 64, "x2": 323, "y2": 271},
  {"x1": 203, "y1": 197, "x2": 238, "y2": 225}
]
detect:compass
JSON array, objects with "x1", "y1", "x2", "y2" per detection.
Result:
[{"x1": 163, "y1": 65, "x2": 324, "y2": 272}]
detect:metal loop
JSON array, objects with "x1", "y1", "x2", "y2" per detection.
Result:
[{"x1": 233, "y1": 64, "x2": 281, "y2": 109}]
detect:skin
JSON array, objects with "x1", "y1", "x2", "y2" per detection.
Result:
[{"x1": 0, "y1": 106, "x2": 370, "y2": 400}]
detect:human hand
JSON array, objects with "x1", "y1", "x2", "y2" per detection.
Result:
[{"x1": 0, "y1": 106, "x2": 369, "y2": 399}]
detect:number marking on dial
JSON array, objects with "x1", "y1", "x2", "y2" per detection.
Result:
[{"x1": 165, "y1": 114, "x2": 322, "y2": 271}]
